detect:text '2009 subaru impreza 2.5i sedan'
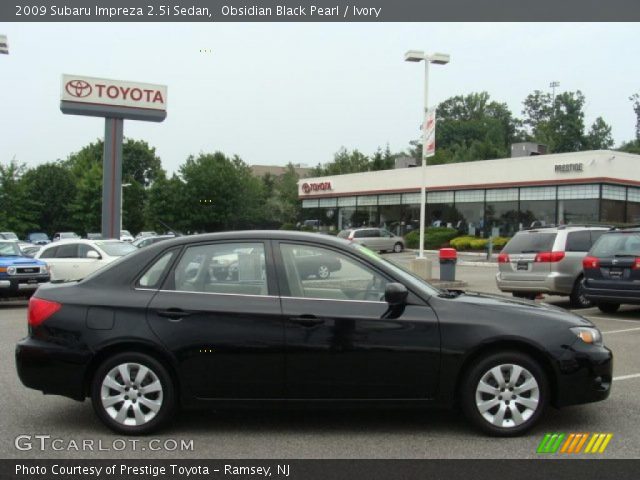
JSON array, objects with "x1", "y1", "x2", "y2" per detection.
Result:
[{"x1": 15, "y1": 231, "x2": 612, "y2": 436}]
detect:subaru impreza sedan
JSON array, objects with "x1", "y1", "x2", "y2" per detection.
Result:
[{"x1": 16, "y1": 231, "x2": 611, "y2": 436}]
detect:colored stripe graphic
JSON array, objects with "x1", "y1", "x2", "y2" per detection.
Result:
[
  {"x1": 537, "y1": 433, "x2": 565, "y2": 453},
  {"x1": 560, "y1": 433, "x2": 589, "y2": 453},
  {"x1": 585, "y1": 433, "x2": 613, "y2": 454}
]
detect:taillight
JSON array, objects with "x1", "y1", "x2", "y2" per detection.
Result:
[
  {"x1": 498, "y1": 253, "x2": 510, "y2": 263},
  {"x1": 633, "y1": 258, "x2": 640, "y2": 270},
  {"x1": 28, "y1": 297, "x2": 61, "y2": 328},
  {"x1": 583, "y1": 256, "x2": 600, "y2": 269},
  {"x1": 535, "y1": 251, "x2": 565, "y2": 263}
]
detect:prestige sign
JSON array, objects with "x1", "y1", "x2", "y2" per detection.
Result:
[{"x1": 61, "y1": 74, "x2": 167, "y2": 114}]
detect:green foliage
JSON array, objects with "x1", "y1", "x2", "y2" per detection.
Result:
[
  {"x1": 311, "y1": 145, "x2": 396, "y2": 176},
  {"x1": 450, "y1": 235, "x2": 511, "y2": 251},
  {"x1": 491, "y1": 236, "x2": 510, "y2": 249},
  {"x1": 469, "y1": 238, "x2": 488, "y2": 250},
  {"x1": 585, "y1": 117, "x2": 614, "y2": 150},
  {"x1": 0, "y1": 159, "x2": 37, "y2": 236},
  {"x1": 449, "y1": 236, "x2": 476, "y2": 250},
  {"x1": 618, "y1": 139, "x2": 640, "y2": 155},
  {"x1": 631, "y1": 93, "x2": 640, "y2": 141},
  {"x1": 404, "y1": 227, "x2": 458, "y2": 249},
  {"x1": 279, "y1": 222, "x2": 297, "y2": 230}
]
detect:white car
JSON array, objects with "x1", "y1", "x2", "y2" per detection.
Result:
[
  {"x1": 35, "y1": 239, "x2": 137, "y2": 282},
  {"x1": 120, "y1": 230, "x2": 134, "y2": 242}
]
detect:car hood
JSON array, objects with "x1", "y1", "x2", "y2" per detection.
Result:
[
  {"x1": 0, "y1": 256, "x2": 47, "y2": 267},
  {"x1": 444, "y1": 290, "x2": 593, "y2": 328}
]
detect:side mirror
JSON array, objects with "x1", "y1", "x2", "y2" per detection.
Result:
[
  {"x1": 86, "y1": 250, "x2": 101, "y2": 260},
  {"x1": 384, "y1": 282, "x2": 408, "y2": 306}
]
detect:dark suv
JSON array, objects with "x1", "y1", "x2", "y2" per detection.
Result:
[{"x1": 583, "y1": 228, "x2": 640, "y2": 313}]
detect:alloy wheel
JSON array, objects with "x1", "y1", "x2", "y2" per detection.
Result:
[
  {"x1": 475, "y1": 363, "x2": 540, "y2": 429},
  {"x1": 100, "y1": 362, "x2": 163, "y2": 427},
  {"x1": 317, "y1": 265, "x2": 330, "y2": 279}
]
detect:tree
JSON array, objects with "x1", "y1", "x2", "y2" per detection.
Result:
[
  {"x1": 631, "y1": 93, "x2": 640, "y2": 141},
  {"x1": 0, "y1": 159, "x2": 37, "y2": 236},
  {"x1": 585, "y1": 117, "x2": 614, "y2": 150},
  {"x1": 69, "y1": 161, "x2": 102, "y2": 234},
  {"x1": 22, "y1": 162, "x2": 76, "y2": 234},
  {"x1": 144, "y1": 172, "x2": 186, "y2": 233},
  {"x1": 264, "y1": 164, "x2": 301, "y2": 226},
  {"x1": 370, "y1": 145, "x2": 395, "y2": 171}
]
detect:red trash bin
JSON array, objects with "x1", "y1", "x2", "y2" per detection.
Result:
[{"x1": 439, "y1": 248, "x2": 457, "y2": 281}]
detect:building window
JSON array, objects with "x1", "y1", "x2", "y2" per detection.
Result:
[
  {"x1": 428, "y1": 191, "x2": 454, "y2": 204},
  {"x1": 337, "y1": 196, "x2": 357, "y2": 207},
  {"x1": 602, "y1": 185, "x2": 626, "y2": 201},
  {"x1": 557, "y1": 184, "x2": 600, "y2": 200},
  {"x1": 559, "y1": 199, "x2": 599, "y2": 224},
  {"x1": 402, "y1": 192, "x2": 422, "y2": 204},
  {"x1": 601, "y1": 199, "x2": 625, "y2": 224},
  {"x1": 519, "y1": 200, "x2": 556, "y2": 228},
  {"x1": 378, "y1": 194, "x2": 401, "y2": 205},
  {"x1": 485, "y1": 201, "x2": 519, "y2": 237},
  {"x1": 454, "y1": 190, "x2": 484, "y2": 203},
  {"x1": 357, "y1": 195, "x2": 378, "y2": 206},
  {"x1": 520, "y1": 186, "x2": 556, "y2": 201},
  {"x1": 318, "y1": 198, "x2": 337, "y2": 207},
  {"x1": 302, "y1": 199, "x2": 319, "y2": 209},
  {"x1": 626, "y1": 188, "x2": 640, "y2": 223},
  {"x1": 486, "y1": 188, "x2": 518, "y2": 202}
]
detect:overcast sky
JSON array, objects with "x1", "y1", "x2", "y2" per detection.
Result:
[{"x1": 0, "y1": 23, "x2": 638, "y2": 174}]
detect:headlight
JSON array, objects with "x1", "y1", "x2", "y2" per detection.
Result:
[
  {"x1": 7, "y1": 266, "x2": 16, "y2": 275},
  {"x1": 570, "y1": 327, "x2": 603, "y2": 346}
]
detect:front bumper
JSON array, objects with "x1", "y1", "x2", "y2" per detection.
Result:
[
  {"x1": 0, "y1": 275, "x2": 50, "y2": 296},
  {"x1": 495, "y1": 271, "x2": 574, "y2": 295},
  {"x1": 15, "y1": 337, "x2": 90, "y2": 401},
  {"x1": 554, "y1": 342, "x2": 613, "y2": 408}
]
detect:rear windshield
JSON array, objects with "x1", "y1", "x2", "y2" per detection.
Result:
[
  {"x1": 96, "y1": 241, "x2": 137, "y2": 256},
  {"x1": 337, "y1": 230, "x2": 352, "y2": 239},
  {"x1": 503, "y1": 232, "x2": 557, "y2": 254},
  {"x1": 591, "y1": 232, "x2": 640, "y2": 257}
]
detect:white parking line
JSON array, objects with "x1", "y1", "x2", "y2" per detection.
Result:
[
  {"x1": 583, "y1": 315, "x2": 640, "y2": 324},
  {"x1": 602, "y1": 327, "x2": 640, "y2": 334},
  {"x1": 613, "y1": 373, "x2": 640, "y2": 382}
]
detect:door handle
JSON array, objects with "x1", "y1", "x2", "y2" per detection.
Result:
[
  {"x1": 157, "y1": 309, "x2": 191, "y2": 321},
  {"x1": 289, "y1": 315, "x2": 325, "y2": 327}
]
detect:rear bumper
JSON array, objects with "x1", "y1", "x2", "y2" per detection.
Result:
[
  {"x1": 0, "y1": 275, "x2": 50, "y2": 296},
  {"x1": 583, "y1": 285, "x2": 640, "y2": 305},
  {"x1": 15, "y1": 337, "x2": 90, "y2": 401},
  {"x1": 554, "y1": 344, "x2": 613, "y2": 408},
  {"x1": 495, "y1": 272, "x2": 574, "y2": 295}
]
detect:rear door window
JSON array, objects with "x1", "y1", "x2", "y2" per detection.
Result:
[
  {"x1": 55, "y1": 244, "x2": 79, "y2": 258},
  {"x1": 39, "y1": 246, "x2": 58, "y2": 259},
  {"x1": 566, "y1": 231, "x2": 591, "y2": 252},
  {"x1": 591, "y1": 233, "x2": 640, "y2": 257},
  {"x1": 502, "y1": 232, "x2": 557, "y2": 254}
]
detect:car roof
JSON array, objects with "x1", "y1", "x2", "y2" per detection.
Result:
[
  {"x1": 44, "y1": 238, "x2": 124, "y2": 246},
  {"x1": 520, "y1": 225, "x2": 611, "y2": 233}
]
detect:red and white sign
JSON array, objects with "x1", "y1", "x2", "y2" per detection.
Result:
[
  {"x1": 424, "y1": 107, "x2": 436, "y2": 158},
  {"x1": 302, "y1": 182, "x2": 332, "y2": 194},
  {"x1": 61, "y1": 74, "x2": 167, "y2": 111}
]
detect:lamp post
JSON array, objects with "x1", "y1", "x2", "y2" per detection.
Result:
[
  {"x1": 404, "y1": 50, "x2": 450, "y2": 260},
  {"x1": 120, "y1": 183, "x2": 131, "y2": 235}
]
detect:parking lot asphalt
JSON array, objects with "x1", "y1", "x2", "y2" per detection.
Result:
[{"x1": 1, "y1": 258, "x2": 638, "y2": 459}]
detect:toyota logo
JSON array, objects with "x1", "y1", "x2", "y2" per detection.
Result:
[
  {"x1": 65, "y1": 79, "x2": 92, "y2": 98},
  {"x1": 302, "y1": 183, "x2": 311, "y2": 194}
]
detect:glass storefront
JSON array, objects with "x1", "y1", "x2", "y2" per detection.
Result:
[{"x1": 300, "y1": 183, "x2": 638, "y2": 235}]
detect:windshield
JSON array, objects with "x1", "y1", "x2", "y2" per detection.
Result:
[
  {"x1": 350, "y1": 243, "x2": 441, "y2": 297},
  {"x1": 1, "y1": 232, "x2": 19, "y2": 240},
  {"x1": 502, "y1": 232, "x2": 557, "y2": 254},
  {"x1": 60, "y1": 232, "x2": 79, "y2": 238},
  {"x1": 337, "y1": 230, "x2": 352, "y2": 239},
  {"x1": 591, "y1": 232, "x2": 640, "y2": 257},
  {"x1": 96, "y1": 241, "x2": 138, "y2": 257},
  {"x1": 29, "y1": 233, "x2": 48, "y2": 240},
  {"x1": 0, "y1": 241, "x2": 22, "y2": 256},
  {"x1": 121, "y1": 230, "x2": 132, "y2": 236}
]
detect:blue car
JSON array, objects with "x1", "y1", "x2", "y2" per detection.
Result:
[{"x1": 0, "y1": 240, "x2": 50, "y2": 298}]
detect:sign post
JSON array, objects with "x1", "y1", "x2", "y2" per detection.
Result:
[{"x1": 60, "y1": 74, "x2": 167, "y2": 239}]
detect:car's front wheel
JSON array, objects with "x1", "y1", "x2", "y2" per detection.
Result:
[
  {"x1": 91, "y1": 352, "x2": 176, "y2": 435},
  {"x1": 393, "y1": 242, "x2": 403, "y2": 253},
  {"x1": 316, "y1": 265, "x2": 331, "y2": 279},
  {"x1": 570, "y1": 276, "x2": 592, "y2": 309},
  {"x1": 460, "y1": 351, "x2": 548, "y2": 436}
]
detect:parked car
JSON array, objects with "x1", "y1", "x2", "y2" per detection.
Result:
[
  {"x1": 16, "y1": 231, "x2": 611, "y2": 436},
  {"x1": 582, "y1": 227, "x2": 640, "y2": 313},
  {"x1": 86, "y1": 233, "x2": 103, "y2": 240},
  {"x1": 0, "y1": 231, "x2": 19, "y2": 241},
  {"x1": 135, "y1": 231, "x2": 157, "y2": 240},
  {"x1": 338, "y1": 228, "x2": 405, "y2": 253},
  {"x1": 35, "y1": 239, "x2": 137, "y2": 281},
  {"x1": 27, "y1": 232, "x2": 50, "y2": 245},
  {"x1": 132, "y1": 235, "x2": 175, "y2": 249},
  {"x1": 52, "y1": 232, "x2": 80, "y2": 242},
  {"x1": 291, "y1": 246, "x2": 342, "y2": 279},
  {"x1": 18, "y1": 242, "x2": 41, "y2": 258},
  {"x1": 0, "y1": 240, "x2": 49, "y2": 297},
  {"x1": 496, "y1": 225, "x2": 610, "y2": 307},
  {"x1": 120, "y1": 230, "x2": 134, "y2": 242}
]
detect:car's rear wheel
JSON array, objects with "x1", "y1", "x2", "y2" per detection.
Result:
[
  {"x1": 317, "y1": 265, "x2": 331, "y2": 279},
  {"x1": 91, "y1": 352, "x2": 176, "y2": 435},
  {"x1": 460, "y1": 351, "x2": 548, "y2": 436},
  {"x1": 569, "y1": 276, "x2": 592, "y2": 309},
  {"x1": 393, "y1": 242, "x2": 403, "y2": 253},
  {"x1": 597, "y1": 302, "x2": 620, "y2": 314}
]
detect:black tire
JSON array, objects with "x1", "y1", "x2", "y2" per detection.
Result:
[
  {"x1": 393, "y1": 242, "x2": 404, "y2": 253},
  {"x1": 91, "y1": 352, "x2": 176, "y2": 435},
  {"x1": 597, "y1": 302, "x2": 620, "y2": 314},
  {"x1": 460, "y1": 351, "x2": 548, "y2": 437},
  {"x1": 569, "y1": 276, "x2": 592, "y2": 309}
]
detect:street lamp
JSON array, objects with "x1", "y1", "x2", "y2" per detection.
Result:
[
  {"x1": 120, "y1": 183, "x2": 131, "y2": 234},
  {"x1": 404, "y1": 50, "x2": 450, "y2": 261}
]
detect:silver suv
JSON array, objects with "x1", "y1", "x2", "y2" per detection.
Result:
[
  {"x1": 495, "y1": 225, "x2": 610, "y2": 307},
  {"x1": 337, "y1": 228, "x2": 405, "y2": 253}
]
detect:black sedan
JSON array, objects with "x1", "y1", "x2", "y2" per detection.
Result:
[{"x1": 15, "y1": 231, "x2": 612, "y2": 436}]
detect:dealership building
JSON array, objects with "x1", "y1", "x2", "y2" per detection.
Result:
[{"x1": 298, "y1": 147, "x2": 640, "y2": 237}]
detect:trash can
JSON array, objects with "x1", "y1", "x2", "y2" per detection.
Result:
[{"x1": 439, "y1": 248, "x2": 457, "y2": 281}]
